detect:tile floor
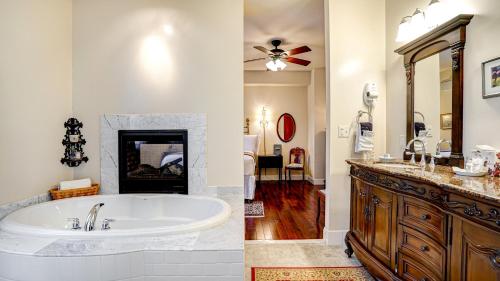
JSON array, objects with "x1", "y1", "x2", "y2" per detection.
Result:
[{"x1": 245, "y1": 242, "x2": 372, "y2": 280}]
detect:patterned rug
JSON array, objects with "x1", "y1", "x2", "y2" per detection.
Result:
[
  {"x1": 251, "y1": 266, "x2": 374, "y2": 281},
  {"x1": 245, "y1": 201, "x2": 265, "y2": 217}
]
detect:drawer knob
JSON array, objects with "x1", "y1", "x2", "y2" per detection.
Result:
[
  {"x1": 420, "y1": 214, "x2": 430, "y2": 220},
  {"x1": 420, "y1": 245, "x2": 429, "y2": 252}
]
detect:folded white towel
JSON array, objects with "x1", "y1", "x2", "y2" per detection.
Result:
[
  {"x1": 355, "y1": 122, "x2": 374, "y2": 153},
  {"x1": 59, "y1": 178, "x2": 92, "y2": 190}
]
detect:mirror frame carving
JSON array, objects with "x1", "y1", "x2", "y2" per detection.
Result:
[{"x1": 395, "y1": 14, "x2": 473, "y2": 167}]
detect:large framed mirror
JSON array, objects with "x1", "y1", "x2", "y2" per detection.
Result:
[{"x1": 395, "y1": 14, "x2": 473, "y2": 167}]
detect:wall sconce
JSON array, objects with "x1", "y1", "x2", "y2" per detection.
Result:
[
  {"x1": 395, "y1": 0, "x2": 447, "y2": 43},
  {"x1": 259, "y1": 107, "x2": 270, "y2": 155}
]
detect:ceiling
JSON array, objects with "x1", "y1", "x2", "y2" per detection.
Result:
[{"x1": 244, "y1": 0, "x2": 325, "y2": 71}]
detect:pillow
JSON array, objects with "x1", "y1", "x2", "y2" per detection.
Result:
[{"x1": 244, "y1": 135, "x2": 259, "y2": 155}]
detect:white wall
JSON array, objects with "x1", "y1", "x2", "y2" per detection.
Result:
[
  {"x1": 244, "y1": 84, "x2": 309, "y2": 177},
  {"x1": 72, "y1": 0, "x2": 244, "y2": 187},
  {"x1": 386, "y1": 0, "x2": 500, "y2": 157},
  {"x1": 0, "y1": 0, "x2": 73, "y2": 205},
  {"x1": 325, "y1": 0, "x2": 386, "y2": 244},
  {"x1": 308, "y1": 68, "x2": 326, "y2": 182}
]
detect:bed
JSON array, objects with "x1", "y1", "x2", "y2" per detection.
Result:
[{"x1": 244, "y1": 134, "x2": 259, "y2": 200}]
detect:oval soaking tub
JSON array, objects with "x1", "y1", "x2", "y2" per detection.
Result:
[{"x1": 0, "y1": 194, "x2": 231, "y2": 238}]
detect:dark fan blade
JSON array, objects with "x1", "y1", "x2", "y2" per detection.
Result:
[
  {"x1": 254, "y1": 46, "x2": 270, "y2": 54},
  {"x1": 287, "y1": 57, "x2": 311, "y2": 66},
  {"x1": 287, "y1": 45, "x2": 311, "y2": 56},
  {"x1": 244, "y1": 57, "x2": 267, "y2": 63}
]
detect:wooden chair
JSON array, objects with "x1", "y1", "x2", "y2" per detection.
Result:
[{"x1": 284, "y1": 147, "x2": 306, "y2": 183}]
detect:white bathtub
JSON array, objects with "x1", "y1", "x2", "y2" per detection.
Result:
[{"x1": 0, "y1": 194, "x2": 231, "y2": 238}]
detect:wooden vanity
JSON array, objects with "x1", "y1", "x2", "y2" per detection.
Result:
[{"x1": 345, "y1": 160, "x2": 500, "y2": 281}]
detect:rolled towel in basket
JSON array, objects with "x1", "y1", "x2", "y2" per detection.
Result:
[{"x1": 59, "y1": 178, "x2": 92, "y2": 190}]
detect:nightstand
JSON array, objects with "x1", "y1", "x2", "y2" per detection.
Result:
[{"x1": 258, "y1": 154, "x2": 283, "y2": 184}]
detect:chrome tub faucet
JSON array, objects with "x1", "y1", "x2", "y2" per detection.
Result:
[{"x1": 84, "y1": 203, "x2": 104, "y2": 231}]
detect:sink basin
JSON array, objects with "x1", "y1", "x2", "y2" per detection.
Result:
[{"x1": 375, "y1": 163, "x2": 421, "y2": 169}]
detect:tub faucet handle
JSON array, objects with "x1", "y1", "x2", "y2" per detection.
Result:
[
  {"x1": 101, "y1": 218, "x2": 114, "y2": 230},
  {"x1": 66, "y1": 218, "x2": 81, "y2": 230}
]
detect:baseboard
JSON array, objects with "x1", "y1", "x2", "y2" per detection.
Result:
[
  {"x1": 258, "y1": 174, "x2": 325, "y2": 184},
  {"x1": 324, "y1": 229, "x2": 349, "y2": 246},
  {"x1": 306, "y1": 176, "x2": 325, "y2": 185},
  {"x1": 258, "y1": 174, "x2": 307, "y2": 181}
]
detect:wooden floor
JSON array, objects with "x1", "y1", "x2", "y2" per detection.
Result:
[{"x1": 245, "y1": 180, "x2": 325, "y2": 240}]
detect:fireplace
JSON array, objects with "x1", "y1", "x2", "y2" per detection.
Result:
[{"x1": 118, "y1": 130, "x2": 188, "y2": 194}]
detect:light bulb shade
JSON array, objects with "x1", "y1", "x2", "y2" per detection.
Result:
[
  {"x1": 266, "y1": 60, "x2": 278, "y2": 71},
  {"x1": 425, "y1": 0, "x2": 444, "y2": 28},
  {"x1": 396, "y1": 16, "x2": 412, "y2": 42},
  {"x1": 411, "y1": 8, "x2": 427, "y2": 38},
  {"x1": 275, "y1": 59, "x2": 287, "y2": 70}
]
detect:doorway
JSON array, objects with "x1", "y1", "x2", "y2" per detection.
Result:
[{"x1": 243, "y1": 0, "x2": 327, "y2": 241}]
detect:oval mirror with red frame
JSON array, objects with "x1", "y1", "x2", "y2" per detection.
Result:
[{"x1": 276, "y1": 113, "x2": 296, "y2": 143}]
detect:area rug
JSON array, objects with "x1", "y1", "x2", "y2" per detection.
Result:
[
  {"x1": 245, "y1": 201, "x2": 265, "y2": 217},
  {"x1": 251, "y1": 266, "x2": 374, "y2": 281}
]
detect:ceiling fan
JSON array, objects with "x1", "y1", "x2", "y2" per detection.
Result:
[{"x1": 245, "y1": 39, "x2": 311, "y2": 71}]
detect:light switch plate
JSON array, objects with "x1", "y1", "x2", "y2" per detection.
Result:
[{"x1": 338, "y1": 125, "x2": 350, "y2": 138}]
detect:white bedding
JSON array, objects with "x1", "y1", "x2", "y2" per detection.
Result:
[
  {"x1": 244, "y1": 135, "x2": 259, "y2": 200},
  {"x1": 244, "y1": 152, "x2": 256, "y2": 176}
]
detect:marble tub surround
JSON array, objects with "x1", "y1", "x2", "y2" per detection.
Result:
[
  {"x1": 0, "y1": 187, "x2": 243, "y2": 257},
  {"x1": 346, "y1": 159, "x2": 500, "y2": 204},
  {"x1": 0, "y1": 187, "x2": 243, "y2": 281},
  {"x1": 100, "y1": 113, "x2": 207, "y2": 195},
  {"x1": 0, "y1": 192, "x2": 51, "y2": 221}
]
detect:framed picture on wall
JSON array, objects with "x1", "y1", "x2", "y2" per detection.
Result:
[
  {"x1": 482, "y1": 57, "x2": 500, "y2": 99},
  {"x1": 440, "y1": 113, "x2": 452, "y2": 130}
]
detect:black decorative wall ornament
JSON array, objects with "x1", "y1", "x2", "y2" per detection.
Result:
[{"x1": 61, "y1": 118, "x2": 89, "y2": 167}]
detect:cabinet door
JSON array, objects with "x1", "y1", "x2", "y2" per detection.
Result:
[
  {"x1": 351, "y1": 178, "x2": 369, "y2": 246},
  {"x1": 368, "y1": 185, "x2": 397, "y2": 268},
  {"x1": 450, "y1": 218, "x2": 500, "y2": 281}
]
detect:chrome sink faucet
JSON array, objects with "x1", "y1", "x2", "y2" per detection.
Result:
[
  {"x1": 435, "y1": 139, "x2": 451, "y2": 157},
  {"x1": 405, "y1": 138, "x2": 427, "y2": 168},
  {"x1": 84, "y1": 203, "x2": 104, "y2": 231}
]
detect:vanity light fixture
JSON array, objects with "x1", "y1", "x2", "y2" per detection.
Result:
[
  {"x1": 410, "y1": 8, "x2": 427, "y2": 38},
  {"x1": 396, "y1": 16, "x2": 412, "y2": 42},
  {"x1": 395, "y1": 0, "x2": 453, "y2": 43},
  {"x1": 425, "y1": 0, "x2": 444, "y2": 28}
]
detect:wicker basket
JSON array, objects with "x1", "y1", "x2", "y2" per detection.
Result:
[{"x1": 49, "y1": 184, "x2": 100, "y2": 200}]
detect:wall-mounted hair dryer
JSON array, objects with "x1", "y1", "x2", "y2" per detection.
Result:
[{"x1": 363, "y1": 82, "x2": 379, "y2": 107}]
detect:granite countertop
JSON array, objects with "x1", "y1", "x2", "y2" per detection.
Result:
[
  {"x1": 0, "y1": 187, "x2": 243, "y2": 257},
  {"x1": 346, "y1": 159, "x2": 500, "y2": 204}
]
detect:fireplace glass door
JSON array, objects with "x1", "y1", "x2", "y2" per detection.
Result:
[{"x1": 118, "y1": 130, "x2": 188, "y2": 194}]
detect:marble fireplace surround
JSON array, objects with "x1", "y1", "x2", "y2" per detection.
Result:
[{"x1": 100, "y1": 113, "x2": 207, "y2": 195}]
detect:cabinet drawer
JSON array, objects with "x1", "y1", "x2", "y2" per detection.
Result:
[
  {"x1": 398, "y1": 252, "x2": 441, "y2": 281},
  {"x1": 399, "y1": 196, "x2": 446, "y2": 244},
  {"x1": 399, "y1": 225, "x2": 446, "y2": 280}
]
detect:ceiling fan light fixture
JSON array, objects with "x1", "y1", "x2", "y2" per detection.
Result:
[
  {"x1": 275, "y1": 59, "x2": 287, "y2": 70},
  {"x1": 266, "y1": 60, "x2": 278, "y2": 71},
  {"x1": 266, "y1": 58, "x2": 286, "y2": 71}
]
